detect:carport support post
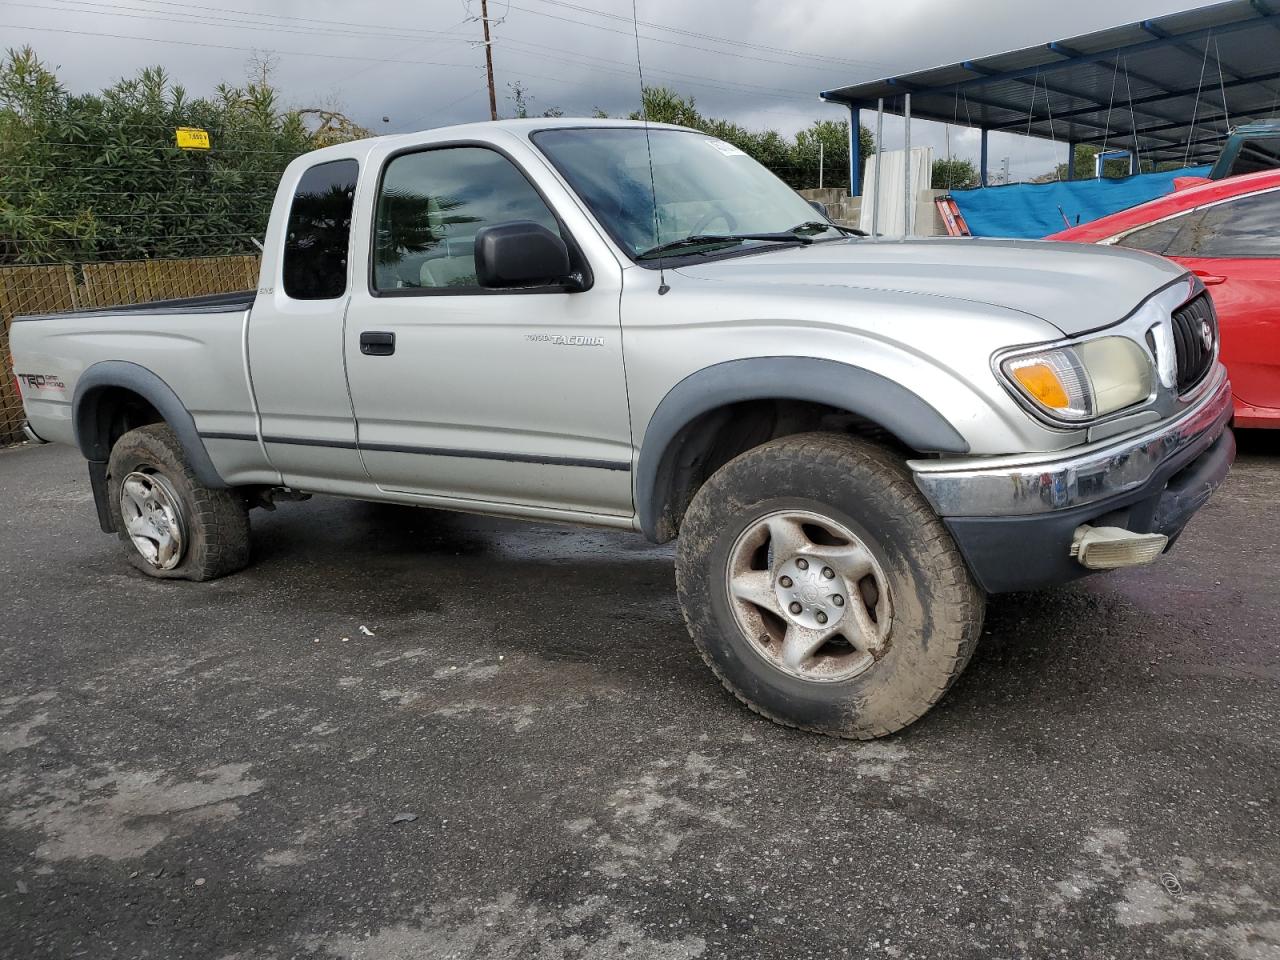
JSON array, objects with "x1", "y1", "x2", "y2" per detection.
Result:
[
  {"x1": 848, "y1": 105, "x2": 861, "y2": 196},
  {"x1": 873, "y1": 98, "x2": 884, "y2": 237},
  {"x1": 980, "y1": 127, "x2": 989, "y2": 186},
  {"x1": 902, "y1": 93, "x2": 911, "y2": 239},
  {"x1": 1066, "y1": 141, "x2": 1077, "y2": 180}
]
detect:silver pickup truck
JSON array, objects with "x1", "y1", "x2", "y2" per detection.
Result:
[{"x1": 11, "y1": 118, "x2": 1234, "y2": 738}]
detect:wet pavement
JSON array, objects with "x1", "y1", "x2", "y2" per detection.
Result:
[{"x1": 1, "y1": 437, "x2": 1278, "y2": 960}]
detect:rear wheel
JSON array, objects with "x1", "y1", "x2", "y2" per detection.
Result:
[
  {"x1": 675, "y1": 432, "x2": 984, "y2": 739},
  {"x1": 107, "y1": 424, "x2": 250, "y2": 581}
]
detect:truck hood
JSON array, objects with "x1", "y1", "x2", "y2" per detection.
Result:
[{"x1": 673, "y1": 237, "x2": 1187, "y2": 336}]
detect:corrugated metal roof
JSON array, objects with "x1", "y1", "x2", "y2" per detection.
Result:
[{"x1": 820, "y1": 0, "x2": 1280, "y2": 164}]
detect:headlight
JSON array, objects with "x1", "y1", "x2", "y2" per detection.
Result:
[{"x1": 1001, "y1": 336, "x2": 1153, "y2": 422}]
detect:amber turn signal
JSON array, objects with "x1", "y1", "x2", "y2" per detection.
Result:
[{"x1": 1009, "y1": 361, "x2": 1070, "y2": 409}]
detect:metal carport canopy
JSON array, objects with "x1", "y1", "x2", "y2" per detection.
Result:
[{"x1": 819, "y1": 0, "x2": 1280, "y2": 188}]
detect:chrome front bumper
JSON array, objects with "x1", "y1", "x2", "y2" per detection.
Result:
[{"x1": 910, "y1": 367, "x2": 1233, "y2": 518}]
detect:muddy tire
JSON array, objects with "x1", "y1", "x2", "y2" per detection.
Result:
[
  {"x1": 675, "y1": 432, "x2": 984, "y2": 739},
  {"x1": 107, "y1": 423, "x2": 250, "y2": 582}
]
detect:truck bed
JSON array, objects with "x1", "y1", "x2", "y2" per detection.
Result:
[{"x1": 9, "y1": 288, "x2": 264, "y2": 482}]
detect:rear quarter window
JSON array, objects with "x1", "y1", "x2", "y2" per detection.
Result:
[{"x1": 283, "y1": 159, "x2": 359, "y2": 300}]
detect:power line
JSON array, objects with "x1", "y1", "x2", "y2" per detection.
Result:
[
  {"x1": 118, "y1": 0, "x2": 882, "y2": 73},
  {"x1": 23, "y1": 0, "x2": 872, "y2": 81},
  {"x1": 470, "y1": 59, "x2": 825, "y2": 113},
  {"x1": 33, "y1": 0, "x2": 475, "y2": 44},
  {"x1": 497, "y1": 1, "x2": 875, "y2": 74},
  {"x1": 4, "y1": 0, "x2": 472, "y2": 55},
  {"x1": 493, "y1": 34, "x2": 818, "y2": 98},
  {"x1": 0, "y1": 20, "x2": 480, "y2": 70},
  {"x1": 14, "y1": 0, "x2": 828, "y2": 105},
  {"x1": 7, "y1": 1, "x2": 833, "y2": 114},
  {"x1": 400, "y1": 88, "x2": 487, "y2": 130},
  {"x1": 522, "y1": 0, "x2": 887, "y2": 70},
  {"x1": 273, "y1": 11, "x2": 476, "y2": 92}
]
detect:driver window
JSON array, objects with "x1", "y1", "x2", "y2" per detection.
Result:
[{"x1": 373, "y1": 147, "x2": 561, "y2": 292}]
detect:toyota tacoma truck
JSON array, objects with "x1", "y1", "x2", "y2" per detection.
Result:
[{"x1": 10, "y1": 118, "x2": 1235, "y2": 738}]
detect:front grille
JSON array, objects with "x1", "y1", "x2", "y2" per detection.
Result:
[{"x1": 1170, "y1": 292, "x2": 1217, "y2": 393}]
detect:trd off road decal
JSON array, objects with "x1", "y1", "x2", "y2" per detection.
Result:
[{"x1": 16, "y1": 373, "x2": 67, "y2": 395}]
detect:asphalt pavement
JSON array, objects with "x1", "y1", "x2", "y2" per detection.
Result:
[{"x1": 1, "y1": 437, "x2": 1277, "y2": 960}]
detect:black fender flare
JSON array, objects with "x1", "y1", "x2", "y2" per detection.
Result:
[
  {"x1": 73, "y1": 360, "x2": 227, "y2": 489},
  {"x1": 634, "y1": 356, "x2": 969, "y2": 541}
]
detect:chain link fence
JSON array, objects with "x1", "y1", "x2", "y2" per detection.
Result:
[{"x1": 1, "y1": 254, "x2": 260, "y2": 445}]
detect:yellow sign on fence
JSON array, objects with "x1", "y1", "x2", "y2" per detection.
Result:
[{"x1": 175, "y1": 127, "x2": 211, "y2": 150}]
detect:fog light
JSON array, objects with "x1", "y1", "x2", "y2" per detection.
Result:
[{"x1": 1070, "y1": 525, "x2": 1168, "y2": 570}]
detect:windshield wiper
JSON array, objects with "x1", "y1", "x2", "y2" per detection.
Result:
[
  {"x1": 789, "y1": 220, "x2": 868, "y2": 238},
  {"x1": 635, "y1": 235, "x2": 746, "y2": 260},
  {"x1": 635, "y1": 221, "x2": 867, "y2": 261},
  {"x1": 636, "y1": 231, "x2": 814, "y2": 260}
]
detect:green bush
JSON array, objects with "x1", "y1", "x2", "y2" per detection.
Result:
[
  {"x1": 626, "y1": 86, "x2": 875, "y2": 190},
  {"x1": 0, "y1": 47, "x2": 323, "y2": 264},
  {"x1": 931, "y1": 157, "x2": 979, "y2": 190}
]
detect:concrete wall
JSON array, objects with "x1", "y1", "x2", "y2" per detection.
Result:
[
  {"x1": 798, "y1": 187, "x2": 948, "y2": 237},
  {"x1": 797, "y1": 187, "x2": 860, "y2": 227}
]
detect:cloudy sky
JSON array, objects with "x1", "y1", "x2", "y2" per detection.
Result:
[{"x1": 3, "y1": 0, "x2": 1212, "y2": 180}]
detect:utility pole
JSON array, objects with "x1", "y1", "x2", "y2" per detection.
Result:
[{"x1": 480, "y1": 0, "x2": 497, "y2": 121}]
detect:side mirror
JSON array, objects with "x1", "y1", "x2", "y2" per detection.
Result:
[
  {"x1": 808, "y1": 199, "x2": 829, "y2": 218},
  {"x1": 474, "y1": 220, "x2": 576, "y2": 289}
]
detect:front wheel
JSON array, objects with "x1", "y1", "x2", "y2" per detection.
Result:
[
  {"x1": 675, "y1": 433, "x2": 984, "y2": 739},
  {"x1": 107, "y1": 424, "x2": 251, "y2": 581}
]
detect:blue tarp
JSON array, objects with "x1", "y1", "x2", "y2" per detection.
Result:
[{"x1": 949, "y1": 166, "x2": 1212, "y2": 239}]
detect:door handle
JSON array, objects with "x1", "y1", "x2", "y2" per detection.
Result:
[
  {"x1": 360, "y1": 331, "x2": 396, "y2": 356},
  {"x1": 1192, "y1": 271, "x2": 1227, "y2": 286}
]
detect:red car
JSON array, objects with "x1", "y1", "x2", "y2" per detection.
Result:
[{"x1": 1050, "y1": 169, "x2": 1280, "y2": 427}]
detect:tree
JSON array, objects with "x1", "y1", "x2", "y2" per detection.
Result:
[
  {"x1": 0, "y1": 47, "x2": 363, "y2": 264},
  {"x1": 298, "y1": 108, "x2": 372, "y2": 148},
  {"x1": 623, "y1": 86, "x2": 876, "y2": 191},
  {"x1": 628, "y1": 86, "x2": 704, "y2": 128},
  {"x1": 794, "y1": 119, "x2": 875, "y2": 191},
  {"x1": 506, "y1": 80, "x2": 562, "y2": 120},
  {"x1": 507, "y1": 80, "x2": 532, "y2": 119},
  {"x1": 931, "y1": 157, "x2": 978, "y2": 190}
]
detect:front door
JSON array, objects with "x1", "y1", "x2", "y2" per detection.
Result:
[
  {"x1": 1167, "y1": 187, "x2": 1280, "y2": 412},
  {"x1": 342, "y1": 144, "x2": 633, "y2": 518}
]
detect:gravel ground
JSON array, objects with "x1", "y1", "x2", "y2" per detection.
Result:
[{"x1": 1, "y1": 437, "x2": 1277, "y2": 960}]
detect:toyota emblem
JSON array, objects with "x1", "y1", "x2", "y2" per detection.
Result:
[{"x1": 1200, "y1": 319, "x2": 1214, "y2": 351}]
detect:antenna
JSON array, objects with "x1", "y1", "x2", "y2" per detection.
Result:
[{"x1": 631, "y1": 0, "x2": 669, "y2": 295}]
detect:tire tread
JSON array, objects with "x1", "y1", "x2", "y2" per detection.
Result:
[
  {"x1": 108, "y1": 424, "x2": 250, "y2": 582},
  {"x1": 675, "y1": 432, "x2": 983, "y2": 739}
]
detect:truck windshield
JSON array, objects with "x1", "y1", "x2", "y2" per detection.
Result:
[{"x1": 532, "y1": 127, "x2": 846, "y2": 261}]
